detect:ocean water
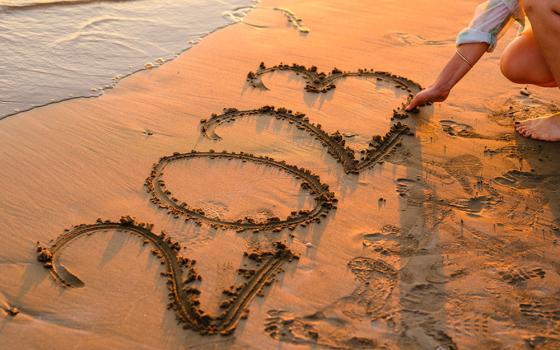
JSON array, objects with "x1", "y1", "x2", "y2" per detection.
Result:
[{"x1": 0, "y1": 0, "x2": 255, "y2": 119}]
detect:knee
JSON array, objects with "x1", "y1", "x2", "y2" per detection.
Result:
[
  {"x1": 500, "y1": 39, "x2": 528, "y2": 84},
  {"x1": 500, "y1": 49, "x2": 528, "y2": 84}
]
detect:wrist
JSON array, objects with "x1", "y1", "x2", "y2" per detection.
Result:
[{"x1": 431, "y1": 82, "x2": 451, "y2": 96}]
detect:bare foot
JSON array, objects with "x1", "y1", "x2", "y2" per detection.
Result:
[{"x1": 515, "y1": 112, "x2": 560, "y2": 141}]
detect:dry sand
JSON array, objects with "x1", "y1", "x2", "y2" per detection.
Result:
[{"x1": 1, "y1": 0, "x2": 559, "y2": 349}]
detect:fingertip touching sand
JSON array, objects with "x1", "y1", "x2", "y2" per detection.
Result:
[{"x1": 408, "y1": 0, "x2": 560, "y2": 142}]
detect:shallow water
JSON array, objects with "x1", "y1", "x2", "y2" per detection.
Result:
[{"x1": 0, "y1": 0, "x2": 254, "y2": 118}]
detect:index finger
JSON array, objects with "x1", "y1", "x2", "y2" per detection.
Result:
[{"x1": 406, "y1": 94, "x2": 423, "y2": 111}]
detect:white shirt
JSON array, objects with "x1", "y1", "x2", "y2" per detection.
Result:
[{"x1": 456, "y1": 0, "x2": 525, "y2": 52}]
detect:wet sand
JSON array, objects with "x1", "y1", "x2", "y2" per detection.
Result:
[{"x1": 1, "y1": 0, "x2": 559, "y2": 349}]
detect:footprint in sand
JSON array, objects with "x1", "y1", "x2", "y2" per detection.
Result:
[
  {"x1": 402, "y1": 283, "x2": 447, "y2": 312},
  {"x1": 497, "y1": 266, "x2": 546, "y2": 285},
  {"x1": 450, "y1": 312, "x2": 490, "y2": 338},
  {"x1": 525, "y1": 336, "x2": 560, "y2": 350},
  {"x1": 494, "y1": 170, "x2": 554, "y2": 190},
  {"x1": 264, "y1": 257, "x2": 397, "y2": 348},
  {"x1": 383, "y1": 32, "x2": 454, "y2": 47},
  {"x1": 394, "y1": 174, "x2": 498, "y2": 216},
  {"x1": 425, "y1": 259, "x2": 467, "y2": 284},
  {"x1": 395, "y1": 177, "x2": 435, "y2": 208},
  {"x1": 373, "y1": 307, "x2": 458, "y2": 350},
  {"x1": 346, "y1": 257, "x2": 398, "y2": 316},
  {"x1": 439, "y1": 120, "x2": 481, "y2": 138},
  {"x1": 439, "y1": 119, "x2": 513, "y2": 141},
  {"x1": 362, "y1": 225, "x2": 401, "y2": 256},
  {"x1": 489, "y1": 96, "x2": 560, "y2": 127},
  {"x1": 265, "y1": 309, "x2": 378, "y2": 349},
  {"x1": 446, "y1": 309, "x2": 517, "y2": 349},
  {"x1": 441, "y1": 154, "x2": 483, "y2": 196},
  {"x1": 519, "y1": 298, "x2": 560, "y2": 331},
  {"x1": 362, "y1": 225, "x2": 420, "y2": 257}
]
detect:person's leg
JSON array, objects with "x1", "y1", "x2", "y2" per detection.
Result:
[
  {"x1": 500, "y1": 29, "x2": 557, "y2": 87},
  {"x1": 514, "y1": 0, "x2": 560, "y2": 141}
]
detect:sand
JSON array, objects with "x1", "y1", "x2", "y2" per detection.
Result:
[{"x1": 1, "y1": 0, "x2": 559, "y2": 349}]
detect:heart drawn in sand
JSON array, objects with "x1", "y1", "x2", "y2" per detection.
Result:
[
  {"x1": 200, "y1": 106, "x2": 413, "y2": 174},
  {"x1": 247, "y1": 63, "x2": 423, "y2": 119}
]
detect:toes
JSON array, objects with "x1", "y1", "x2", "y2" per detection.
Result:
[
  {"x1": 515, "y1": 125, "x2": 528, "y2": 135},
  {"x1": 513, "y1": 117, "x2": 560, "y2": 141},
  {"x1": 525, "y1": 127, "x2": 536, "y2": 137},
  {"x1": 514, "y1": 121, "x2": 532, "y2": 136}
]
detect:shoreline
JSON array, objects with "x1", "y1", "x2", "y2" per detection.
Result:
[{"x1": 0, "y1": 0, "x2": 259, "y2": 121}]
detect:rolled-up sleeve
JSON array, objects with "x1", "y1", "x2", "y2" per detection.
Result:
[{"x1": 456, "y1": 0, "x2": 517, "y2": 52}]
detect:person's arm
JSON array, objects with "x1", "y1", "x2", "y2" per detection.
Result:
[
  {"x1": 406, "y1": 43, "x2": 488, "y2": 110},
  {"x1": 406, "y1": 0, "x2": 520, "y2": 111}
]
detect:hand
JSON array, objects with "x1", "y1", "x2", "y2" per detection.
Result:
[{"x1": 406, "y1": 85, "x2": 450, "y2": 111}]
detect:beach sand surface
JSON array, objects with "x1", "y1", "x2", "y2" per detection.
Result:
[{"x1": 1, "y1": 0, "x2": 559, "y2": 349}]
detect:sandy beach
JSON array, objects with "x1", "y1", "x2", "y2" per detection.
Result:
[{"x1": 1, "y1": 0, "x2": 559, "y2": 349}]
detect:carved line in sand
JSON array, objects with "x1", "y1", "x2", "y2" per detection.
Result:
[
  {"x1": 200, "y1": 106, "x2": 413, "y2": 174},
  {"x1": 145, "y1": 151, "x2": 337, "y2": 232},
  {"x1": 36, "y1": 216, "x2": 298, "y2": 336},
  {"x1": 273, "y1": 8, "x2": 310, "y2": 33},
  {"x1": 246, "y1": 63, "x2": 423, "y2": 119}
]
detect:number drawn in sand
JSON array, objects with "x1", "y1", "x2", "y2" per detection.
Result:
[
  {"x1": 200, "y1": 106, "x2": 413, "y2": 174},
  {"x1": 145, "y1": 151, "x2": 337, "y2": 231},
  {"x1": 37, "y1": 216, "x2": 298, "y2": 336},
  {"x1": 246, "y1": 63, "x2": 423, "y2": 119}
]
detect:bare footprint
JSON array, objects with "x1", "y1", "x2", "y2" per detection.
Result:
[
  {"x1": 494, "y1": 170, "x2": 547, "y2": 189},
  {"x1": 265, "y1": 309, "x2": 377, "y2": 349},
  {"x1": 362, "y1": 225, "x2": 401, "y2": 256},
  {"x1": 425, "y1": 259, "x2": 467, "y2": 284},
  {"x1": 439, "y1": 120, "x2": 482, "y2": 138}
]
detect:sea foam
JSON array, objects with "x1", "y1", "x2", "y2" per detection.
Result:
[{"x1": 0, "y1": 0, "x2": 256, "y2": 119}]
